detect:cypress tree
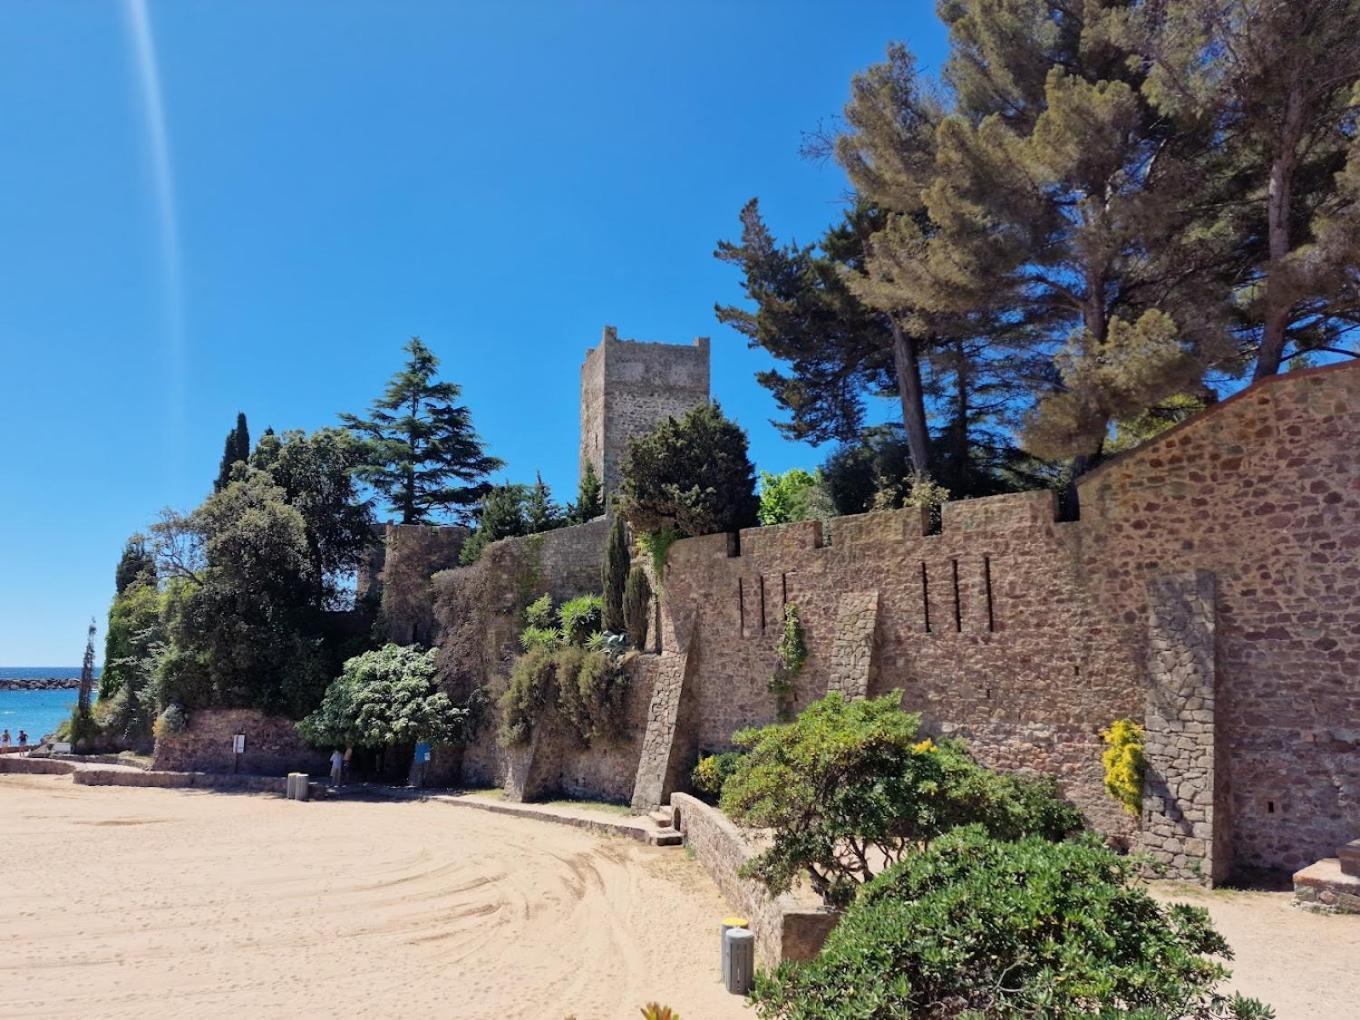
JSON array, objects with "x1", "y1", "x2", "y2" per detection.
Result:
[
  {"x1": 525, "y1": 472, "x2": 562, "y2": 534},
  {"x1": 602, "y1": 513, "x2": 630, "y2": 634},
  {"x1": 623, "y1": 564, "x2": 651, "y2": 650},
  {"x1": 214, "y1": 412, "x2": 251, "y2": 492}
]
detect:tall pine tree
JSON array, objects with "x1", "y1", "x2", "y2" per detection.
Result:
[
  {"x1": 1136, "y1": 0, "x2": 1360, "y2": 379},
  {"x1": 342, "y1": 337, "x2": 503, "y2": 524}
]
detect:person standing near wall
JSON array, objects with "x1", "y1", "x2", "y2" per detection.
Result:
[{"x1": 330, "y1": 748, "x2": 344, "y2": 786}]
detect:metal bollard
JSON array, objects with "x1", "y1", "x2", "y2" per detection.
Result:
[{"x1": 723, "y1": 927, "x2": 755, "y2": 995}]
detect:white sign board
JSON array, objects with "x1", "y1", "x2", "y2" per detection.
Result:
[{"x1": 232, "y1": 734, "x2": 246, "y2": 754}]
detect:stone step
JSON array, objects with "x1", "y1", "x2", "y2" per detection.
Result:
[
  {"x1": 649, "y1": 808, "x2": 674, "y2": 828},
  {"x1": 651, "y1": 829, "x2": 683, "y2": 847},
  {"x1": 1339, "y1": 839, "x2": 1360, "y2": 877}
]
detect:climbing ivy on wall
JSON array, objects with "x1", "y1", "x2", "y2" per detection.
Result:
[{"x1": 768, "y1": 603, "x2": 808, "y2": 719}]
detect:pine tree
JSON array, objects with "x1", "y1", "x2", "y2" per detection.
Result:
[
  {"x1": 574, "y1": 461, "x2": 604, "y2": 522},
  {"x1": 457, "y1": 483, "x2": 529, "y2": 565},
  {"x1": 1137, "y1": 0, "x2": 1360, "y2": 379},
  {"x1": 602, "y1": 513, "x2": 630, "y2": 634},
  {"x1": 524, "y1": 472, "x2": 562, "y2": 534},
  {"x1": 921, "y1": 1, "x2": 1226, "y2": 464},
  {"x1": 342, "y1": 337, "x2": 503, "y2": 524},
  {"x1": 214, "y1": 412, "x2": 251, "y2": 492}
]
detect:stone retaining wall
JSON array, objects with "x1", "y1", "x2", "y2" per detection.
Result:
[
  {"x1": 671, "y1": 793, "x2": 839, "y2": 971},
  {"x1": 153, "y1": 709, "x2": 326, "y2": 776}
]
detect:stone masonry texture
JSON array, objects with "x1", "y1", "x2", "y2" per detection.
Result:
[
  {"x1": 579, "y1": 325, "x2": 710, "y2": 501},
  {"x1": 154, "y1": 708, "x2": 327, "y2": 776},
  {"x1": 385, "y1": 350, "x2": 1358, "y2": 880},
  {"x1": 1136, "y1": 571, "x2": 1227, "y2": 884}
]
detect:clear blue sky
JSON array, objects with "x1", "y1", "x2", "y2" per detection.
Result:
[{"x1": 0, "y1": 2, "x2": 949, "y2": 665}]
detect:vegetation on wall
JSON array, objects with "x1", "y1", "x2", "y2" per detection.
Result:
[
  {"x1": 1102, "y1": 717, "x2": 1148, "y2": 816},
  {"x1": 720, "y1": 693, "x2": 1083, "y2": 907},
  {"x1": 750, "y1": 827, "x2": 1272, "y2": 1020},
  {"x1": 767, "y1": 603, "x2": 807, "y2": 718},
  {"x1": 690, "y1": 750, "x2": 745, "y2": 804},
  {"x1": 757, "y1": 468, "x2": 828, "y2": 526},
  {"x1": 499, "y1": 593, "x2": 631, "y2": 747}
]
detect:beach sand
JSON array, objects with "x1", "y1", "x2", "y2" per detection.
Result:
[{"x1": 0, "y1": 774, "x2": 750, "y2": 1020}]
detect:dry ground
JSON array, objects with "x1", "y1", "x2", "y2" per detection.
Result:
[
  {"x1": 0, "y1": 774, "x2": 749, "y2": 1020},
  {"x1": 1148, "y1": 881, "x2": 1360, "y2": 1020}
]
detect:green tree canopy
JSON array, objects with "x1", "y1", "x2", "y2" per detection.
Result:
[
  {"x1": 616, "y1": 401, "x2": 759, "y2": 539},
  {"x1": 757, "y1": 468, "x2": 823, "y2": 526},
  {"x1": 721, "y1": 692, "x2": 1082, "y2": 907},
  {"x1": 113, "y1": 533, "x2": 156, "y2": 597},
  {"x1": 341, "y1": 336, "x2": 503, "y2": 524},
  {"x1": 299, "y1": 644, "x2": 470, "y2": 750}
]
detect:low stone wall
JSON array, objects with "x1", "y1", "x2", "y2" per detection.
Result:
[
  {"x1": 73, "y1": 769, "x2": 286, "y2": 794},
  {"x1": 153, "y1": 708, "x2": 327, "y2": 776},
  {"x1": 0, "y1": 756, "x2": 76, "y2": 775},
  {"x1": 671, "y1": 793, "x2": 838, "y2": 970}
]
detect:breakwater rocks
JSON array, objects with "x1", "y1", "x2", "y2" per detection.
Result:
[{"x1": 0, "y1": 676, "x2": 82, "y2": 691}]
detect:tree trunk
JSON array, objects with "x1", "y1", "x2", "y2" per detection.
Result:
[
  {"x1": 1254, "y1": 85, "x2": 1305, "y2": 381},
  {"x1": 889, "y1": 317, "x2": 932, "y2": 478}
]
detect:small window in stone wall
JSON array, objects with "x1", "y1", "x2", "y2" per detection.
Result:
[
  {"x1": 758, "y1": 575, "x2": 767, "y2": 632},
  {"x1": 738, "y1": 577, "x2": 745, "y2": 633}
]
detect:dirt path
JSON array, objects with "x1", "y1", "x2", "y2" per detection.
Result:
[
  {"x1": 1150, "y1": 881, "x2": 1360, "y2": 1020},
  {"x1": 0, "y1": 774, "x2": 750, "y2": 1019}
]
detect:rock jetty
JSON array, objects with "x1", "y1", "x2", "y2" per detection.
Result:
[{"x1": 0, "y1": 676, "x2": 82, "y2": 691}]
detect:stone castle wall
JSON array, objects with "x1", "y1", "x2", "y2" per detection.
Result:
[
  {"x1": 393, "y1": 350, "x2": 1358, "y2": 881},
  {"x1": 580, "y1": 325, "x2": 710, "y2": 499}
]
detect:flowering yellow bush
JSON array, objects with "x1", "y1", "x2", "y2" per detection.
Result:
[{"x1": 1101, "y1": 718, "x2": 1146, "y2": 815}]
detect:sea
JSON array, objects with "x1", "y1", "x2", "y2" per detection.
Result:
[{"x1": 0, "y1": 667, "x2": 101, "y2": 742}]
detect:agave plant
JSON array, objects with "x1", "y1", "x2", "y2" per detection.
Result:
[{"x1": 639, "y1": 1005, "x2": 679, "y2": 1020}]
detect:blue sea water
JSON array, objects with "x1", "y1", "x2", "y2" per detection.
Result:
[{"x1": 0, "y1": 667, "x2": 101, "y2": 742}]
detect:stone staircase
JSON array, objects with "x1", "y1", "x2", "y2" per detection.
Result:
[
  {"x1": 1294, "y1": 838, "x2": 1360, "y2": 913},
  {"x1": 648, "y1": 805, "x2": 683, "y2": 846}
]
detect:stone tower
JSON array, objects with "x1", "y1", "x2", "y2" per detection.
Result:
[{"x1": 580, "y1": 325, "x2": 711, "y2": 501}]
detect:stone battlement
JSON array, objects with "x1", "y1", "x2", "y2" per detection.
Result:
[{"x1": 372, "y1": 345, "x2": 1360, "y2": 886}]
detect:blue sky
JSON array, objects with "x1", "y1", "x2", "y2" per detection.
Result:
[{"x1": 0, "y1": 2, "x2": 949, "y2": 665}]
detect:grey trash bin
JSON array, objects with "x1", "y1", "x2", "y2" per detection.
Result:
[{"x1": 723, "y1": 927, "x2": 755, "y2": 995}]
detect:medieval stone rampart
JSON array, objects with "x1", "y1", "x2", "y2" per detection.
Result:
[{"x1": 391, "y1": 355, "x2": 1358, "y2": 882}]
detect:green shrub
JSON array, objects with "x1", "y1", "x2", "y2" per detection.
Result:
[
  {"x1": 638, "y1": 526, "x2": 679, "y2": 582},
  {"x1": 616, "y1": 401, "x2": 759, "y2": 538},
  {"x1": 519, "y1": 625, "x2": 560, "y2": 652},
  {"x1": 299, "y1": 644, "x2": 470, "y2": 749},
  {"x1": 499, "y1": 645, "x2": 557, "y2": 746},
  {"x1": 152, "y1": 703, "x2": 187, "y2": 740},
  {"x1": 768, "y1": 603, "x2": 807, "y2": 716},
  {"x1": 1103, "y1": 717, "x2": 1147, "y2": 815},
  {"x1": 524, "y1": 594, "x2": 556, "y2": 629},
  {"x1": 623, "y1": 565, "x2": 652, "y2": 649},
  {"x1": 720, "y1": 692, "x2": 1083, "y2": 906},
  {"x1": 751, "y1": 827, "x2": 1273, "y2": 1020},
  {"x1": 690, "y1": 750, "x2": 744, "y2": 803},
  {"x1": 568, "y1": 647, "x2": 631, "y2": 745},
  {"x1": 559, "y1": 594, "x2": 603, "y2": 647}
]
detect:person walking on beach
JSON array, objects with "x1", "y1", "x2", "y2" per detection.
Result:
[
  {"x1": 1, "y1": 729, "x2": 10, "y2": 747},
  {"x1": 330, "y1": 748, "x2": 344, "y2": 785},
  {"x1": 18, "y1": 730, "x2": 28, "y2": 747}
]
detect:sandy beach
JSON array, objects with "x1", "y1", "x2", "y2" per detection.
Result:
[{"x1": 1, "y1": 774, "x2": 750, "y2": 1020}]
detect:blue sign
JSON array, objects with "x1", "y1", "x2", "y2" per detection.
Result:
[{"x1": 415, "y1": 741, "x2": 431, "y2": 763}]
